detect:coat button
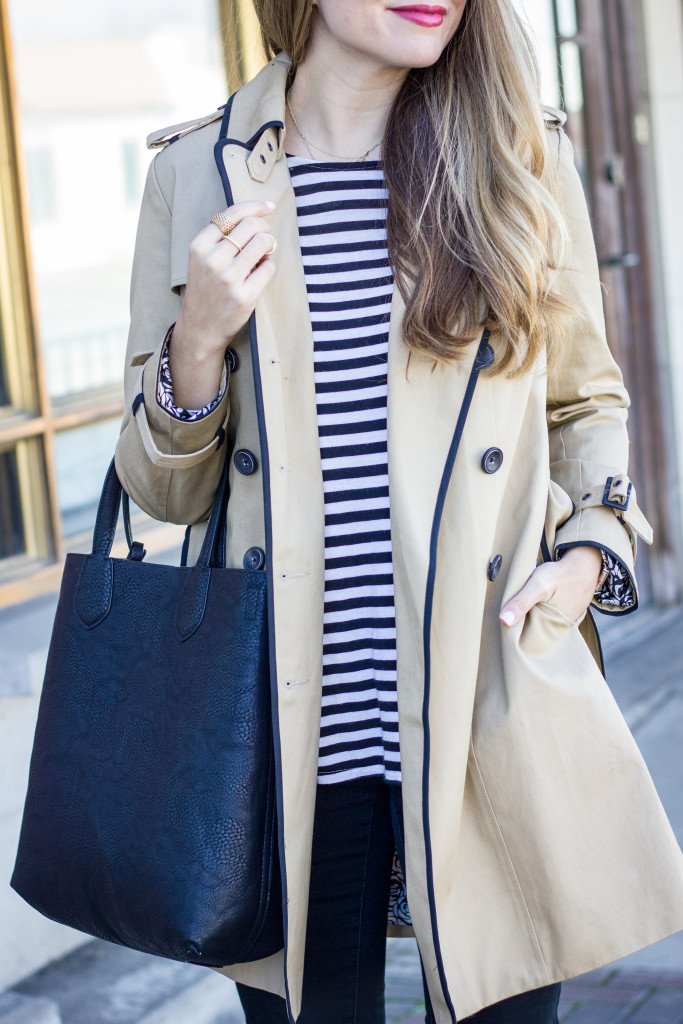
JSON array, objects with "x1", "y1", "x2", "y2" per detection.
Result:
[
  {"x1": 481, "y1": 447, "x2": 504, "y2": 474},
  {"x1": 243, "y1": 546, "x2": 266, "y2": 570},
  {"x1": 226, "y1": 346, "x2": 239, "y2": 373},
  {"x1": 487, "y1": 554, "x2": 503, "y2": 581},
  {"x1": 234, "y1": 449, "x2": 258, "y2": 475}
]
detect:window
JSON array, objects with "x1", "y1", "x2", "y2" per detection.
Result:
[
  {"x1": 0, "y1": 0, "x2": 230, "y2": 599},
  {"x1": 514, "y1": 0, "x2": 587, "y2": 176},
  {"x1": 53, "y1": 419, "x2": 122, "y2": 538}
]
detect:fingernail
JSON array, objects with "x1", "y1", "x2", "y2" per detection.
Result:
[
  {"x1": 264, "y1": 201, "x2": 276, "y2": 209},
  {"x1": 500, "y1": 610, "x2": 516, "y2": 626}
]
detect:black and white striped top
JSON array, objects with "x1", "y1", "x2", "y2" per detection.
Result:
[
  {"x1": 287, "y1": 152, "x2": 400, "y2": 785},
  {"x1": 155, "y1": 155, "x2": 637, "y2": 790}
]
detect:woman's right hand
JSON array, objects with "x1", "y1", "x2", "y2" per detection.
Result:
[{"x1": 169, "y1": 200, "x2": 277, "y2": 409}]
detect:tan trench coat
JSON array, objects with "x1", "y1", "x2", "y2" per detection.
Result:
[{"x1": 115, "y1": 51, "x2": 683, "y2": 1024}]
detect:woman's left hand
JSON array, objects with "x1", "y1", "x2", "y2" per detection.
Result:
[{"x1": 499, "y1": 545, "x2": 603, "y2": 627}]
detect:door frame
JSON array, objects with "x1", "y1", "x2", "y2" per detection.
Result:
[{"x1": 573, "y1": 0, "x2": 682, "y2": 605}]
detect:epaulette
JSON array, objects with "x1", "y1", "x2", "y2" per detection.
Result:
[
  {"x1": 146, "y1": 107, "x2": 225, "y2": 150},
  {"x1": 542, "y1": 104, "x2": 567, "y2": 129}
]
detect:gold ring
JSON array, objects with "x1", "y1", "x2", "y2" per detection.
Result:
[
  {"x1": 211, "y1": 211, "x2": 237, "y2": 235},
  {"x1": 224, "y1": 236, "x2": 243, "y2": 255}
]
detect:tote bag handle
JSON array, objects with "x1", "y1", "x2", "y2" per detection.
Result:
[{"x1": 74, "y1": 456, "x2": 232, "y2": 639}]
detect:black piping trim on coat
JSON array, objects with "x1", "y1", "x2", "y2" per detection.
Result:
[
  {"x1": 585, "y1": 607, "x2": 606, "y2": 678},
  {"x1": 540, "y1": 527, "x2": 552, "y2": 565},
  {"x1": 218, "y1": 95, "x2": 235, "y2": 140},
  {"x1": 214, "y1": 91, "x2": 294, "y2": 1024},
  {"x1": 422, "y1": 329, "x2": 492, "y2": 1024},
  {"x1": 217, "y1": 96, "x2": 285, "y2": 151},
  {"x1": 245, "y1": 120, "x2": 286, "y2": 150}
]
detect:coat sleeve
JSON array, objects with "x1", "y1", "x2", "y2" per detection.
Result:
[
  {"x1": 114, "y1": 151, "x2": 230, "y2": 525},
  {"x1": 545, "y1": 127, "x2": 653, "y2": 612}
]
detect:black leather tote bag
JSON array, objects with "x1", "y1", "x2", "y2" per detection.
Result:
[{"x1": 10, "y1": 455, "x2": 283, "y2": 968}]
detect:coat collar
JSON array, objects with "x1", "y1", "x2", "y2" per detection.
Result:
[{"x1": 223, "y1": 52, "x2": 293, "y2": 181}]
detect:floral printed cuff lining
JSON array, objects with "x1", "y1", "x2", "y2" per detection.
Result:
[
  {"x1": 557, "y1": 545, "x2": 635, "y2": 611},
  {"x1": 593, "y1": 548, "x2": 635, "y2": 609},
  {"x1": 156, "y1": 327, "x2": 226, "y2": 421}
]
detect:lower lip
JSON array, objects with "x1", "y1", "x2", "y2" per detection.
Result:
[{"x1": 391, "y1": 9, "x2": 445, "y2": 26}]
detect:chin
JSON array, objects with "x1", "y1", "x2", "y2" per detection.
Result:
[{"x1": 371, "y1": 36, "x2": 448, "y2": 69}]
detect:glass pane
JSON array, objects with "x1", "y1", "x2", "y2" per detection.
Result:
[
  {"x1": 53, "y1": 418, "x2": 122, "y2": 538},
  {"x1": 558, "y1": 39, "x2": 586, "y2": 177},
  {"x1": 24, "y1": 147, "x2": 57, "y2": 223},
  {"x1": 0, "y1": 448, "x2": 26, "y2": 558},
  {"x1": 8, "y1": 0, "x2": 227, "y2": 403},
  {"x1": 555, "y1": 0, "x2": 578, "y2": 39},
  {"x1": 513, "y1": 0, "x2": 562, "y2": 108},
  {"x1": 559, "y1": 40, "x2": 584, "y2": 114}
]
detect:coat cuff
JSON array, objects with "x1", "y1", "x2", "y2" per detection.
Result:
[
  {"x1": 551, "y1": 467, "x2": 653, "y2": 551},
  {"x1": 555, "y1": 542, "x2": 637, "y2": 615},
  {"x1": 552, "y1": 471, "x2": 653, "y2": 615},
  {"x1": 157, "y1": 323, "x2": 227, "y2": 420},
  {"x1": 130, "y1": 326, "x2": 230, "y2": 468}
]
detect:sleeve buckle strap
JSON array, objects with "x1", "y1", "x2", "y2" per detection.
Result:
[{"x1": 603, "y1": 475, "x2": 632, "y2": 511}]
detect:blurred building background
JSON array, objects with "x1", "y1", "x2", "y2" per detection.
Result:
[{"x1": 0, "y1": 0, "x2": 682, "y2": 1014}]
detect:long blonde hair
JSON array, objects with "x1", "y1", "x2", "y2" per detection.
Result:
[{"x1": 252, "y1": 0, "x2": 573, "y2": 376}]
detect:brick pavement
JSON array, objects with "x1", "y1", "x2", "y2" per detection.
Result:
[{"x1": 384, "y1": 940, "x2": 683, "y2": 1024}]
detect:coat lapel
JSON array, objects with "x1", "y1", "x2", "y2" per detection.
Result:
[{"x1": 213, "y1": 56, "x2": 327, "y2": 1024}]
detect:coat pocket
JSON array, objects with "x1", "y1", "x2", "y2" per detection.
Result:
[
  {"x1": 519, "y1": 598, "x2": 586, "y2": 658},
  {"x1": 535, "y1": 599, "x2": 579, "y2": 628}
]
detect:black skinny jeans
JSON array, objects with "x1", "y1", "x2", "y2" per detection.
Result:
[{"x1": 236, "y1": 777, "x2": 561, "y2": 1024}]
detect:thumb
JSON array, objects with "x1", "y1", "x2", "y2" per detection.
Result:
[{"x1": 499, "y1": 572, "x2": 547, "y2": 627}]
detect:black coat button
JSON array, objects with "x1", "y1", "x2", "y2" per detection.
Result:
[
  {"x1": 243, "y1": 546, "x2": 266, "y2": 570},
  {"x1": 481, "y1": 447, "x2": 504, "y2": 474},
  {"x1": 234, "y1": 449, "x2": 258, "y2": 475},
  {"x1": 487, "y1": 554, "x2": 503, "y2": 581},
  {"x1": 226, "y1": 346, "x2": 239, "y2": 373}
]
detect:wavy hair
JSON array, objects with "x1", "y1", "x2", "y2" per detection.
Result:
[{"x1": 252, "y1": 0, "x2": 574, "y2": 376}]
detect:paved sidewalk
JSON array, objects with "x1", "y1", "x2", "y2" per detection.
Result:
[
  {"x1": 385, "y1": 940, "x2": 683, "y2": 1022},
  {"x1": 390, "y1": 959, "x2": 683, "y2": 1022}
]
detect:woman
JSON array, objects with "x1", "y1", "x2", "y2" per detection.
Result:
[{"x1": 115, "y1": 1, "x2": 683, "y2": 1021}]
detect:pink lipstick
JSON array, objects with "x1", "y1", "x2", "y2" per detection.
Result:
[{"x1": 390, "y1": 4, "x2": 447, "y2": 27}]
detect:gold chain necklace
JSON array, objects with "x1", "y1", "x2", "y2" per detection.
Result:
[{"x1": 286, "y1": 95, "x2": 382, "y2": 162}]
